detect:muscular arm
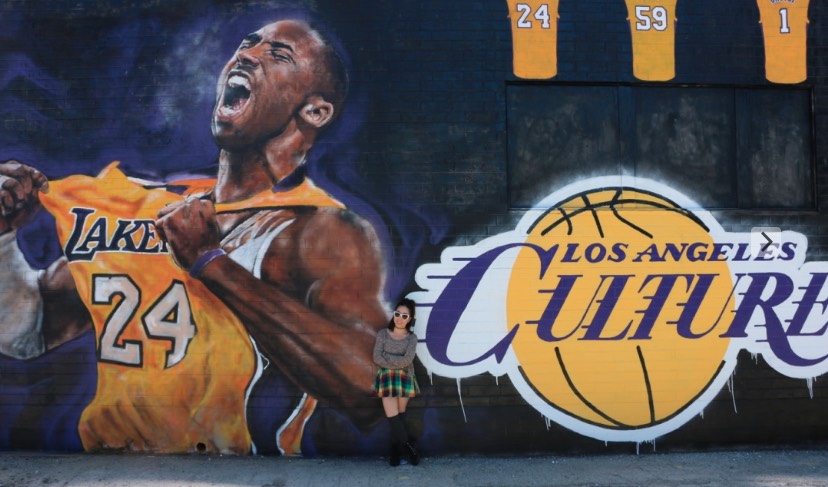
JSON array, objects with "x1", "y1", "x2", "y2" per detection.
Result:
[
  {"x1": 0, "y1": 159, "x2": 92, "y2": 359},
  {"x1": 0, "y1": 237, "x2": 92, "y2": 359},
  {"x1": 39, "y1": 257, "x2": 93, "y2": 350},
  {"x1": 196, "y1": 208, "x2": 388, "y2": 428}
]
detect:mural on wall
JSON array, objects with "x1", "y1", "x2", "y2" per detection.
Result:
[
  {"x1": 507, "y1": 0, "x2": 561, "y2": 79},
  {"x1": 0, "y1": 18, "x2": 394, "y2": 455},
  {"x1": 413, "y1": 177, "x2": 828, "y2": 444},
  {"x1": 0, "y1": 0, "x2": 824, "y2": 456},
  {"x1": 624, "y1": 0, "x2": 678, "y2": 81},
  {"x1": 0, "y1": 4, "x2": 450, "y2": 455},
  {"x1": 757, "y1": 0, "x2": 810, "y2": 84},
  {"x1": 508, "y1": 1, "x2": 811, "y2": 83}
]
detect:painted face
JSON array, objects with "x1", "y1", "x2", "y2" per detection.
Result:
[
  {"x1": 212, "y1": 20, "x2": 323, "y2": 150},
  {"x1": 393, "y1": 306, "x2": 413, "y2": 328}
]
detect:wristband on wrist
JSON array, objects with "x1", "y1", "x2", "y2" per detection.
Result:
[{"x1": 189, "y1": 248, "x2": 226, "y2": 278}]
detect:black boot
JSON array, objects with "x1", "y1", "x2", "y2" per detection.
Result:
[
  {"x1": 399, "y1": 411, "x2": 417, "y2": 445},
  {"x1": 389, "y1": 443, "x2": 401, "y2": 467},
  {"x1": 387, "y1": 415, "x2": 408, "y2": 466},
  {"x1": 398, "y1": 412, "x2": 419, "y2": 465},
  {"x1": 403, "y1": 440, "x2": 420, "y2": 466}
]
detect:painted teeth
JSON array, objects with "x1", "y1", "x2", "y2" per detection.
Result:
[{"x1": 228, "y1": 75, "x2": 250, "y2": 90}]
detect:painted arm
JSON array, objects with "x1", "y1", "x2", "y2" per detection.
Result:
[
  {"x1": 0, "y1": 230, "x2": 45, "y2": 358},
  {"x1": 0, "y1": 161, "x2": 92, "y2": 359},
  {"x1": 156, "y1": 201, "x2": 388, "y2": 428}
]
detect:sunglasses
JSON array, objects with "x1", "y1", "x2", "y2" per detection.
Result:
[{"x1": 393, "y1": 311, "x2": 411, "y2": 320}]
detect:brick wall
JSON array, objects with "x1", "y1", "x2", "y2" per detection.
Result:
[{"x1": 1, "y1": 0, "x2": 827, "y2": 455}]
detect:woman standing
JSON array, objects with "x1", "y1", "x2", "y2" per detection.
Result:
[{"x1": 373, "y1": 298, "x2": 420, "y2": 466}]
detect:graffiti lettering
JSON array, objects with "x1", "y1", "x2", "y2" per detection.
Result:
[
  {"x1": 425, "y1": 243, "x2": 527, "y2": 367},
  {"x1": 722, "y1": 272, "x2": 828, "y2": 367},
  {"x1": 559, "y1": 242, "x2": 628, "y2": 263},
  {"x1": 413, "y1": 178, "x2": 826, "y2": 443},
  {"x1": 64, "y1": 208, "x2": 167, "y2": 262},
  {"x1": 631, "y1": 242, "x2": 797, "y2": 263},
  {"x1": 498, "y1": 242, "x2": 799, "y2": 264},
  {"x1": 426, "y1": 241, "x2": 828, "y2": 369}
]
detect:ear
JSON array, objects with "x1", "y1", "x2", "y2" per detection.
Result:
[{"x1": 298, "y1": 95, "x2": 334, "y2": 129}]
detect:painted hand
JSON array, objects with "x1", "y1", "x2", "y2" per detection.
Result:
[
  {"x1": 0, "y1": 160, "x2": 49, "y2": 233},
  {"x1": 155, "y1": 196, "x2": 222, "y2": 270}
]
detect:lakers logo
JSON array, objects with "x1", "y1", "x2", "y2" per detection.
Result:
[
  {"x1": 413, "y1": 176, "x2": 828, "y2": 443},
  {"x1": 509, "y1": 188, "x2": 733, "y2": 432}
]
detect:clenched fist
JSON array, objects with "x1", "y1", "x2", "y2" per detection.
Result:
[
  {"x1": 155, "y1": 196, "x2": 223, "y2": 271},
  {"x1": 0, "y1": 160, "x2": 49, "y2": 233}
]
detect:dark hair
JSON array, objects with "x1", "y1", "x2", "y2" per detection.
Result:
[
  {"x1": 302, "y1": 22, "x2": 348, "y2": 125},
  {"x1": 387, "y1": 298, "x2": 416, "y2": 332},
  {"x1": 315, "y1": 41, "x2": 348, "y2": 121}
]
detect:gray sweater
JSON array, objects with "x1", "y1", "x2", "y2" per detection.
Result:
[{"x1": 373, "y1": 328, "x2": 418, "y2": 376}]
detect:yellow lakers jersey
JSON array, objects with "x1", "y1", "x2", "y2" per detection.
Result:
[
  {"x1": 39, "y1": 163, "x2": 343, "y2": 454},
  {"x1": 625, "y1": 0, "x2": 678, "y2": 81},
  {"x1": 756, "y1": 0, "x2": 809, "y2": 84},
  {"x1": 506, "y1": 0, "x2": 560, "y2": 79}
]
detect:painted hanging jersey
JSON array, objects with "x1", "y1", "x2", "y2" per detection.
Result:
[
  {"x1": 39, "y1": 163, "x2": 343, "y2": 454},
  {"x1": 506, "y1": 0, "x2": 560, "y2": 79},
  {"x1": 625, "y1": 0, "x2": 678, "y2": 81},
  {"x1": 756, "y1": 0, "x2": 809, "y2": 84}
]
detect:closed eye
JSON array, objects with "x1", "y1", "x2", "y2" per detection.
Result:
[
  {"x1": 268, "y1": 42, "x2": 295, "y2": 64},
  {"x1": 269, "y1": 50, "x2": 294, "y2": 63}
]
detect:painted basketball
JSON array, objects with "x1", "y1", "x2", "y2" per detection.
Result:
[{"x1": 507, "y1": 188, "x2": 733, "y2": 429}]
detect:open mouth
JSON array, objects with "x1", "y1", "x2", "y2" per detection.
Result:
[{"x1": 218, "y1": 74, "x2": 251, "y2": 117}]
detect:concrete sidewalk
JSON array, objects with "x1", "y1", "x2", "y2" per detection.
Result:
[{"x1": 1, "y1": 449, "x2": 827, "y2": 487}]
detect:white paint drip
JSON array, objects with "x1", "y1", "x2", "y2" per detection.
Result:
[
  {"x1": 637, "y1": 440, "x2": 656, "y2": 453},
  {"x1": 457, "y1": 378, "x2": 467, "y2": 423},
  {"x1": 727, "y1": 372, "x2": 738, "y2": 413},
  {"x1": 807, "y1": 377, "x2": 815, "y2": 399},
  {"x1": 543, "y1": 415, "x2": 551, "y2": 431}
]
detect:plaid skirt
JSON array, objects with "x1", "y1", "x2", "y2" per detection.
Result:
[{"x1": 374, "y1": 367, "x2": 420, "y2": 398}]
